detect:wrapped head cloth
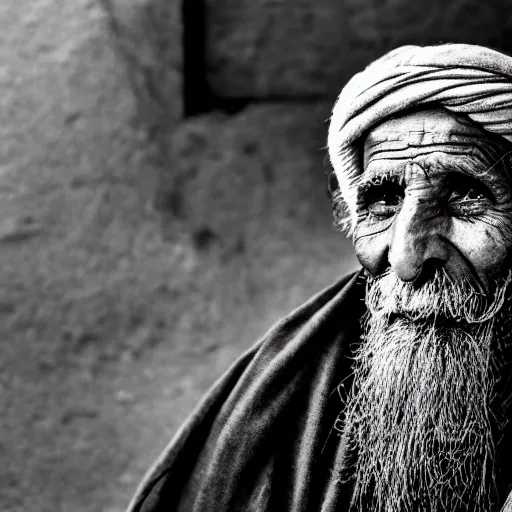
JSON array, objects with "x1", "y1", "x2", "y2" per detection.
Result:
[{"x1": 327, "y1": 44, "x2": 512, "y2": 230}]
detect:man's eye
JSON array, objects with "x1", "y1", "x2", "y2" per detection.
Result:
[
  {"x1": 366, "y1": 185, "x2": 403, "y2": 219},
  {"x1": 368, "y1": 199, "x2": 402, "y2": 217},
  {"x1": 448, "y1": 188, "x2": 493, "y2": 216}
]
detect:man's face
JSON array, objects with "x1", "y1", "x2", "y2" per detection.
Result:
[
  {"x1": 340, "y1": 108, "x2": 512, "y2": 511},
  {"x1": 353, "y1": 108, "x2": 512, "y2": 292}
]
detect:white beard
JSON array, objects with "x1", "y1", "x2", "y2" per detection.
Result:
[{"x1": 340, "y1": 269, "x2": 512, "y2": 512}]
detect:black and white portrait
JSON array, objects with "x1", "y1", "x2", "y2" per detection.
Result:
[{"x1": 4, "y1": 2, "x2": 512, "y2": 512}]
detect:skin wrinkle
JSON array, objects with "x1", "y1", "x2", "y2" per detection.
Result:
[
  {"x1": 365, "y1": 141, "x2": 484, "y2": 162},
  {"x1": 351, "y1": 109, "x2": 512, "y2": 293},
  {"x1": 354, "y1": 157, "x2": 512, "y2": 264},
  {"x1": 357, "y1": 153, "x2": 511, "y2": 209},
  {"x1": 328, "y1": 103, "x2": 512, "y2": 234}
]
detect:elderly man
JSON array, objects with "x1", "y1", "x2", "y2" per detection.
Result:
[{"x1": 128, "y1": 44, "x2": 512, "y2": 511}]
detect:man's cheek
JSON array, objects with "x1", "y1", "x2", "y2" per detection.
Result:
[{"x1": 451, "y1": 218, "x2": 512, "y2": 282}]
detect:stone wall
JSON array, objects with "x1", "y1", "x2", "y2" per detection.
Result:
[
  {"x1": 207, "y1": 0, "x2": 512, "y2": 98},
  {"x1": 102, "y1": 0, "x2": 512, "y2": 201}
]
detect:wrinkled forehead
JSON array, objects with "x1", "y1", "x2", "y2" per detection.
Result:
[{"x1": 363, "y1": 108, "x2": 502, "y2": 168}]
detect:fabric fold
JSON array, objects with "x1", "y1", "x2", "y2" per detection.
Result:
[{"x1": 128, "y1": 270, "x2": 365, "y2": 512}]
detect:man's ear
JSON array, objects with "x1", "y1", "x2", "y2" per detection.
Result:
[
  {"x1": 323, "y1": 152, "x2": 338, "y2": 199},
  {"x1": 323, "y1": 152, "x2": 352, "y2": 235}
]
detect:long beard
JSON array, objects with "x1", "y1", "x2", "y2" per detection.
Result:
[{"x1": 340, "y1": 269, "x2": 512, "y2": 512}]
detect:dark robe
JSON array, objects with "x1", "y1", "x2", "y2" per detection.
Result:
[
  {"x1": 126, "y1": 269, "x2": 512, "y2": 511},
  {"x1": 127, "y1": 270, "x2": 365, "y2": 511}
]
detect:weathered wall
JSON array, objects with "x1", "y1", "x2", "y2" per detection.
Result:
[
  {"x1": 102, "y1": 0, "x2": 512, "y2": 205},
  {"x1": 206, "y1": 0, "x2": 512, "y2": 98},
  {"x1": 0, "y1": 2, "x2": 354, "y2": 512}
]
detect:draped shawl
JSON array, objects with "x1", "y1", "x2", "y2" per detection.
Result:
[
  {"x1": 127, "y1": 266, "x2": 512, "y2": 512},
  {"x1": 127, "y1": 271, "x2": 365, "y2": 511}
]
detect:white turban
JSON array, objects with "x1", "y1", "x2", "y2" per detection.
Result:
[{"x1": 327, "y1": 44, "x2": 512, "y2": 230}]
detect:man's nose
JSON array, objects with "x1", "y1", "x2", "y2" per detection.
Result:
[{"x1": 388, "y1": 199, "x2": 449, "y2": 282}]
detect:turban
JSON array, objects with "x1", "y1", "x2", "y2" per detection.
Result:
[{"x1": 327, "y1": 44, "x2": 512, "y2": 230}]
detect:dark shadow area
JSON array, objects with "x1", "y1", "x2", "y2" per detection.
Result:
[{"x1": 182, "y1": 0, "x2": 212, "y2": 116}]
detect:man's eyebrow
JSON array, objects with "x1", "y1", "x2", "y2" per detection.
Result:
[
  {"x1": 356, "y1": 169, "x2": 403, "y2": 196},
  {"x1": 439, "y1": 157, "x2": 490, "y2": 178},
  {"x1": 436, "y1": 156, "x2": 509, "y2": 194}
]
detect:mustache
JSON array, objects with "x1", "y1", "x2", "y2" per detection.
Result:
[{"x1": 365, "y1": 268, "x2": 512, "y2": 324}]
